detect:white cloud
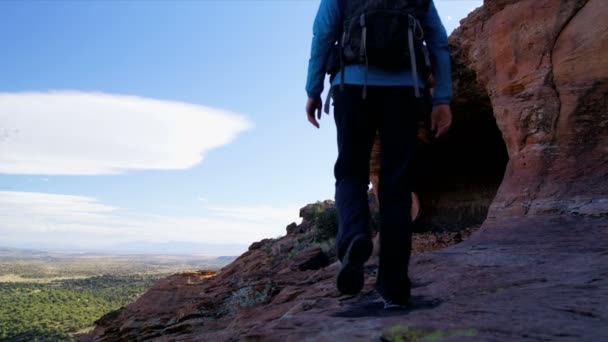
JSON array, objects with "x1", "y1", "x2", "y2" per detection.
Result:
[
  {"x1": 0, "y1": 191, "x2": 301, "y2": 252},
  {"x1": 0, "y1": 91, "x2": 252, "y2": 175}
]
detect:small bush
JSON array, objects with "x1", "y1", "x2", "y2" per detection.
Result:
[
  {"x1": 313, "y1": 238, "x2": 336, "y2": 256},
  {"x1": 309, "y1": 204, "x2": 338, "y2": 243},
  {"x1": 224, "y1": 284, "x2": 273, "y2": 314}
]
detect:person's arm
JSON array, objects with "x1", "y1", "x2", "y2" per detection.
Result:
[
  {"x1": 421, "y1": 1, "x2": 452, "y2": 105},
  {"x1": 305, "y1": 0, "x2": 341, "y2": 99},
  {"x1": 421, "y1": 1, "x2": 452, "y2": 137}
]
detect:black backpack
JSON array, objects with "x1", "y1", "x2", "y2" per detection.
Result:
[{"x1": 326, "y1": 0, "x2": 431, "y2": 98}]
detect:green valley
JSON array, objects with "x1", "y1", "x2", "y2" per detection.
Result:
[{"x1": 0, "y1": 248, "x2": 232, "y2": 341}]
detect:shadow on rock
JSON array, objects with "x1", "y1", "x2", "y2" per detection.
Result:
[{"x1": 331, "y1": 295, "x2": 442, "y2": 318}]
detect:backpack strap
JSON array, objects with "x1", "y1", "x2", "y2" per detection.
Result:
[
  {"x1": 361, "y1": 13, "x2": 368, "y2": 99},
  {"x1": 338, "y1": 0, "x2": 346, "y2": 92},
  {"x1": 408, "y1": 14, "x2": 425, "y2": 98}
]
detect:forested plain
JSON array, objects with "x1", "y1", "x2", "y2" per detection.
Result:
[{"x1": 0, "y1": 250, "x2": 230, "y2": 341}]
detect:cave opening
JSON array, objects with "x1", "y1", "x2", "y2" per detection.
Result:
[{"x1": 412, "y1": 91, "x2": 509, "y2": 232}]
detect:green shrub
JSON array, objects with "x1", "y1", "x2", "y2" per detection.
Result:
[
  {"x1": 310, "y1": 204, "x2": 338, "y2": 242},
  {"x1": 223, "y1": 283, "x2": 273, "y2": 314}
]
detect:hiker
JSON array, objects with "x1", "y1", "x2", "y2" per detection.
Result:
[{"x1": 305, "y1": 0, "x2": 452, "y2": 310}]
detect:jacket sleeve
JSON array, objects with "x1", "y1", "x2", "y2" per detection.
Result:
[
  {"x1": 305, "y1": 0, "x2": 341, "y2": 98},
  {"x1": 421, "y1": 1, "x2": 452, "y2": 105}
]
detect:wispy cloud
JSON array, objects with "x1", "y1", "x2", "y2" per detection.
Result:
[
  {"x1": 0, "y1": 191, "x2": 301, "y2": 252},
  {"x1": 0, "y1": 91, "x2": 252, "y2": 175}
]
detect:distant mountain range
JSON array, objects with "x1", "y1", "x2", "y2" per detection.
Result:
[
  {"x1": 0, "y1": 246, "x2": 54, "y2": 257},
  {"x1": 100, "y1": 240, "x2": 248, "y2": 257},
  {"x1": 0, "y1": 242, "x2": 243, "y2": 260}
]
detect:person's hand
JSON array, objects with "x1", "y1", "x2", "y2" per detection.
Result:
[
  {"x1": 306, "y1": 96, "x2": 323, "y2": 128},
  {"x1": 431, "y1": 104, "x2": 452, "y2": 138}
]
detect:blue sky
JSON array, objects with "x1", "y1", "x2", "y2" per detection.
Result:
[{"x1": 0, "y1": 0, "x2": 481, "y2": 255}]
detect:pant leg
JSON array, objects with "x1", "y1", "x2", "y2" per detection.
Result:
[
  {"x1": 332, "y1": 85, "x2": 377, "y2": 261},
  {"x1": 375, "y1": 87, "x2": 421, "y2": 302}
]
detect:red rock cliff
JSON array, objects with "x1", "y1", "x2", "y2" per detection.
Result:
[{"x1": 451, "y1": 0, "x2": 607, "y2": 218}]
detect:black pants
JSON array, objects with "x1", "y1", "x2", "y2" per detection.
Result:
[{"x1": 333, "y1": 85, "x2": 424, "y2": 302}]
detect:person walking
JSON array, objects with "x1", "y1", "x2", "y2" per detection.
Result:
[{"x1": 305, "y1": 0, "x2": 452, "y2": 310}]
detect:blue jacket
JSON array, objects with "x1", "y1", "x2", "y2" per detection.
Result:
[{"x1": 305, "y1": 0, "x2": 452, "y2": 105}]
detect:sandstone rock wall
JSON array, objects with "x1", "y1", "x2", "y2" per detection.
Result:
[{"x1": 451, "y1": 0, "x2": 607, "y2": 218}]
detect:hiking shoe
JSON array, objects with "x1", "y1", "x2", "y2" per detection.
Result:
[
  {"x1": 337, "y1": 234, "x2": 373, "y2": 295},
  {"x1": 383, "y1": 300, "x2": 410, "y2": 311}
]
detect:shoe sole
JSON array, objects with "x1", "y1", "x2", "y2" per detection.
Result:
[{"x1": 337, "y1": 235, "x2": 373, "y2": 295}]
